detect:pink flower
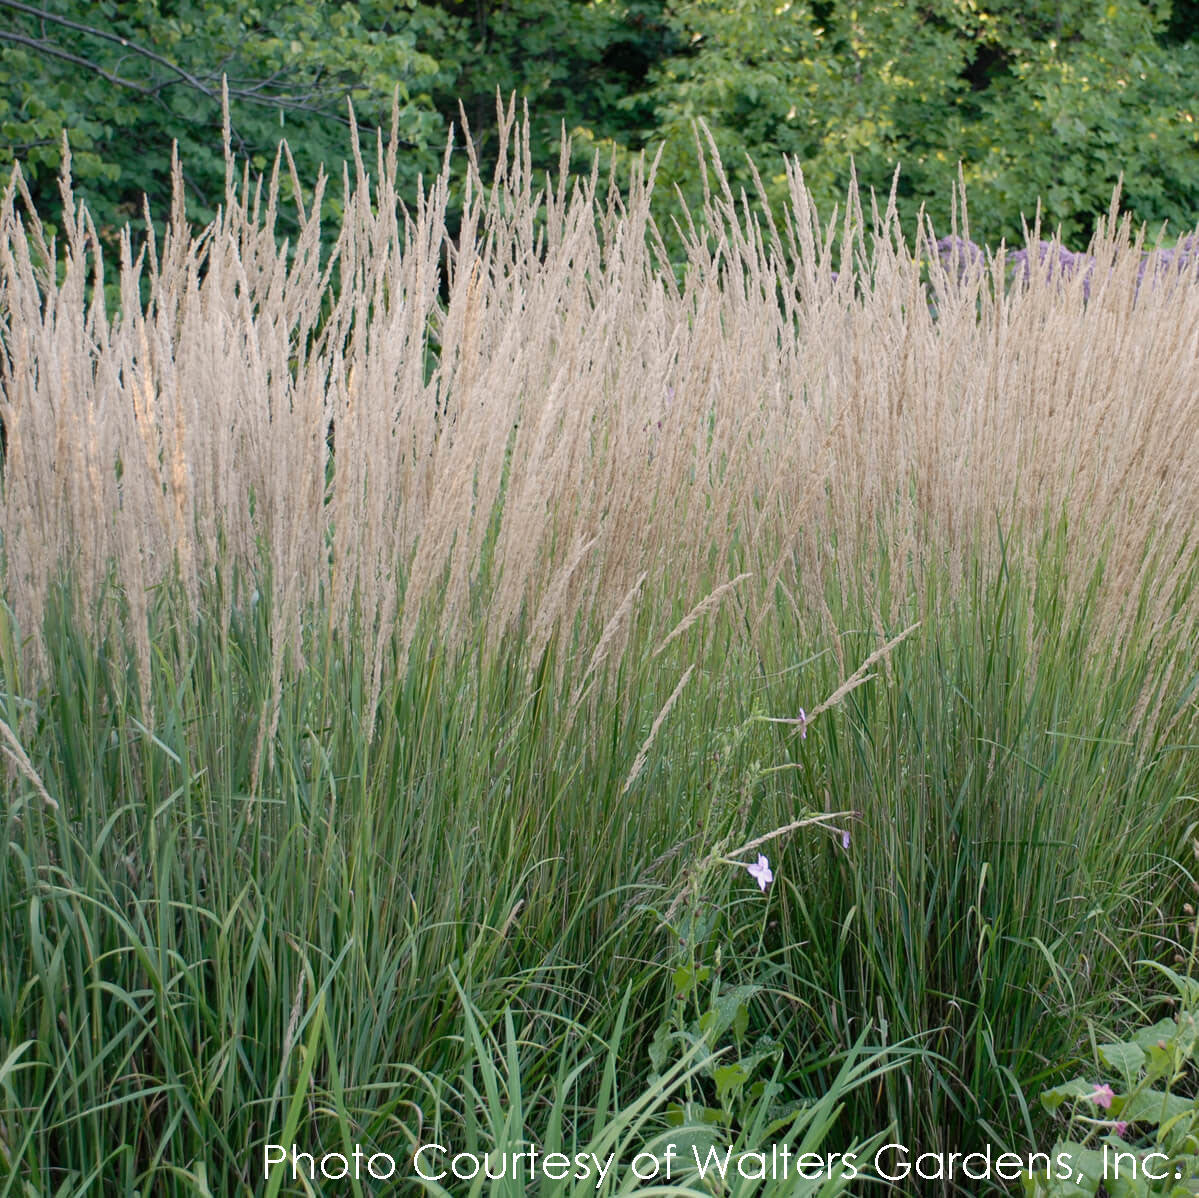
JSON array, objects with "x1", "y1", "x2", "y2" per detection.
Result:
[
  {"x1": 1090, "y1": 1083, "x2": 1115, "y2": 1110},
  {"x1": 841, "y1": 828, "x2": 851, "y2": 850},
  {"x1": 1113, "y1": 1122, "x2": 1128, "y2": 1138},
  {"x1": 797, "y1": 708, "x2": 807, "y2": 739},
  {"x1": 746, "y1": 854, "x2": 773, "y2": 892}
]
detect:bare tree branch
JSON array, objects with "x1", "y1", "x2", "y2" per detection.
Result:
[
  {"x1": 4, "y1": 0, "x2": 356, "y2": 113},
  {"x1": 0, "y1": 0, "x2": 423, "y2": 147},
  {"x1": 0, "y1": 28, "x2": 153, "y2": 93},
  {"x1": 0, "y1": 0, "x2": 207, "y2": 91}
]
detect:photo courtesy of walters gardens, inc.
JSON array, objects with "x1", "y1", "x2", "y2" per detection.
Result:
[
  {"x1": 2, "y1": 1, "x2": 1199, "y2": 1195},
  {"x1": 267, "y1": 1141, "x2": 1199, "y2": 1189}
]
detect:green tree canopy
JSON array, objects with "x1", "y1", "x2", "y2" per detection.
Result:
[
  {"x1": 1, "y1": 0, "x2": 1196, "y2": 254},
  {"x1": 613, "y1": 0, "x2": 1199, "y2": 246}
]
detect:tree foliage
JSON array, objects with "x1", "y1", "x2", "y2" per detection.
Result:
[
  {"x1": 1, "y1": 0, "x2": 1196, "y2": 252},
  {"x1": 0, "y1": 0, "x2": 460, "y2": 237},
  {"x1": 624, "y1": 0, "x2": 1199, "y2": 245}
]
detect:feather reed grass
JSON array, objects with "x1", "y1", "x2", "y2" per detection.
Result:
[
  {"x1": 1, "y1": 108, "x2": 1196, "y2": 717},
  {"x1": 1, "y1": 104, "x2": 1197, "y2": 1194}
]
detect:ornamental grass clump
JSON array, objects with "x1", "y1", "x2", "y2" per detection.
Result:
[
  {"x1": 1, "y1": 113, "x2": 1198, "y2": 719},
  {"x1": 0, "y1": 107, "x2": 1197, "y2": 1194}
]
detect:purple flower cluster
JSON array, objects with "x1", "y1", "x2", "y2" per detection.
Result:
[
  {"x1": 929, "y1": 232, "x2": 1198, "y2": 301},
  {"x1": 1137, "y1": 232, "x2": 1199, "y2": 288},
  {"x1": 1007, "y1": 240, "x2": 1095, "y2": 294},
  {"x1": 932, "y1": 234, "x2": 987, "y2": 283}
]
